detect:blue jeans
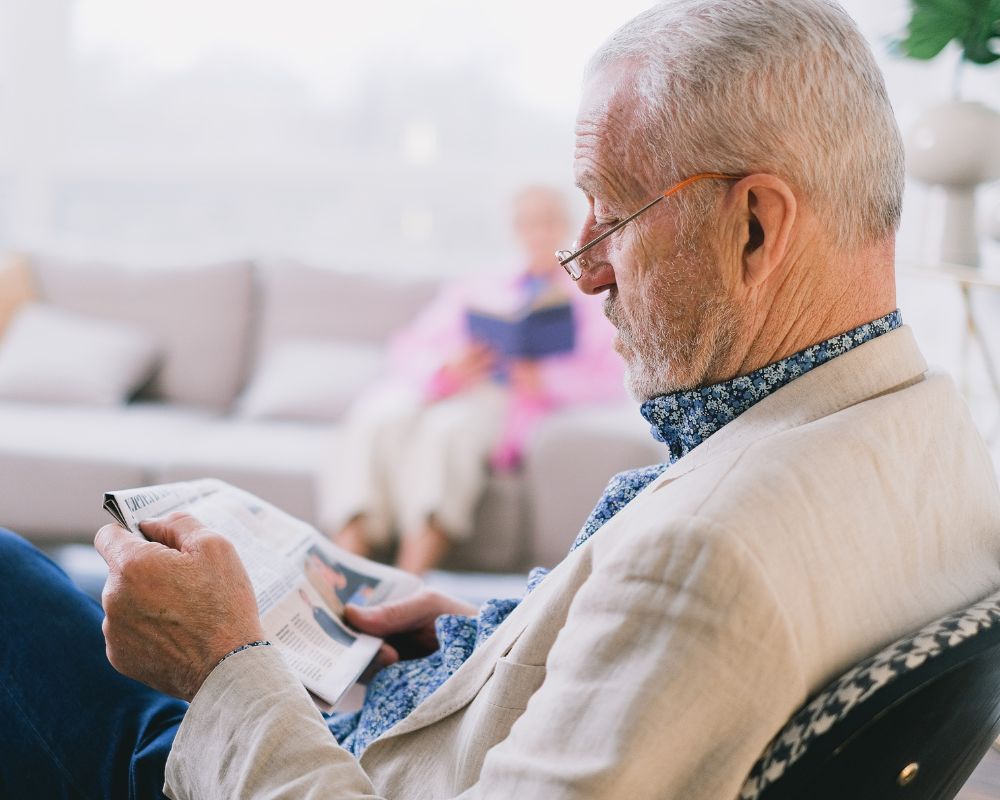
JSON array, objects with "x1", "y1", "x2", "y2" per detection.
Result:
[{"x1": 0, "y1": 529, "x2": 186, "y2": 799}]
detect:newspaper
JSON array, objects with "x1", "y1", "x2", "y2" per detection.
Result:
[{"x1": 103, "y1": 478, "x2": 421, "y2": 709}]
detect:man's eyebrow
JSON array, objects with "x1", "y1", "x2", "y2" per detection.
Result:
[
  {"x1": 574, "y1": 172, "x2": 599, "y2": 196},
  {"x1": 575, "y1": 172, "x2": 628, "y2": 211}
]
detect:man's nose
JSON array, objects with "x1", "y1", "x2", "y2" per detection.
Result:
[
  {"x1": 575, "y1": 259, "x2": 615, "y2": 295},
  {"x1": 569, "y1": 219, "x2": 616, "y2": 295}
]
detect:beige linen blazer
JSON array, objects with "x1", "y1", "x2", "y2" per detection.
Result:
[{"x1": 164, "y1": 326, "x2": 1000, "y2": 800}]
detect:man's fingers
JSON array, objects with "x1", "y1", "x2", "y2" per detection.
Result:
[
  {"x1": 376, "y1": 642, "x2": 400, "y2": 667},
  {"x1": 358, "y1": 643, "x2": 399, "y2": 684},
  {"x1": 344, "y1": 596, "x2": 435, "y2": 637},
  {"x1": 345, "y1": 589, "x2": 478, "y2": 636},
  {"x1": 94, "y1": 523, "x2": 144, "y2": 571},
  {"x1": 370, "y1": 643, "x2": 400, "y2": 671},
  {"x1": 139, "y1": 512, "x2": 207, "y2": 552}
]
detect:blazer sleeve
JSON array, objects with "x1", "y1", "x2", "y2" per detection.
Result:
[
  {"x1": 164, "y1": 515, "x2": 805, "y2": 800},
  {"x1": 163, "y1": 645, "x2": 381, "y2": 800}
]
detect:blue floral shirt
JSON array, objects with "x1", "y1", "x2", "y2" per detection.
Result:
[{"x1": 327, "y1": 310, "x2": 903, "y2": 756}]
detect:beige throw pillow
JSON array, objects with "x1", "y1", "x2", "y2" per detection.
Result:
[
  {"x1": 30, "y1": 258, "x2": 254, "y2": 411},
  {"x1": 238, "y1": 339, "x2": 385, "y2": 422},
  {"x1": 0, "y1": 256, "x2": 36, "y2": 337},
  {"x1": 0, "y1": 303, "x2": 160, "y2": 405}
]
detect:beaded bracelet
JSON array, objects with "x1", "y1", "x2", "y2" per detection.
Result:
[{"x1": 218, "y1": 640, "x2": 272, "y2": 667}]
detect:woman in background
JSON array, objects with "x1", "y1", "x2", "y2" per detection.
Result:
[{"x1": 325, "y1": 186, "x2": 624, "y2": 573}]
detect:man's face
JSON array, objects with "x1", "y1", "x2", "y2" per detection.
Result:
[{"x1": 573, "y1": 66, "x2": 740, "y2": 400}]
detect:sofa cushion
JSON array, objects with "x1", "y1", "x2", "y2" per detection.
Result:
[
  {"x1": 0, "y1": 401, "x2": 215, "y2": 464},
  {"x1": 0, "y1": 449, "x2": 148, "y2": 540},
  {"x1": 237, "y1": 339, "x2": 384, "y2": 423},
  {"x1": 0, "y1": 304, "x2": 159, "y2": 405},
  {"x1": 524, "y1": 404, "x2": 666, "y2": 567},
  {"x1": 152, "y1": 418, "x2": 341, "y2": 525},
  {"x1": 150, "y1": 415, "x2": 531, "y2": 572},
  {"x1": 0, "y1": 402, "x2": 215, "y2": 539},
  {"x1": 29, "y1": 257, "x2": 254, "y2": 411}
]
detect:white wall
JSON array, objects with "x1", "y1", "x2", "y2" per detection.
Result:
[{"x1": 1, "y1": 0, "x2": 994, "y2": 269}]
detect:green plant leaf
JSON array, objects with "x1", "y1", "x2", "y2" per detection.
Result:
[
  {"x1": 901, "y1": 16, "x2": 960, "y2": 59},
  {"x1": 901, "y1": 0, "x2": 965, "y2": 59},
  {"x1": 900, "y1": 0, "x2": 1000, "y2": 64},
  {"x1": 961, "y1": 0, "x2": 1000, "y2": 63},
  {"x1": 912, "y1": 0, "x2": 978, "y2": 24},
  {"x1": 961, "y1": 36, "x2": 1000, "y2": 63}
]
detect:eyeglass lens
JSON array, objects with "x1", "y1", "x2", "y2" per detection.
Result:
[{"x1": 555, "y1": 247, "x2": 583, "y2": 281}]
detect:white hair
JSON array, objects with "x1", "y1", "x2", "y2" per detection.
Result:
[{"x1": 586, "y1": 0, "x2": 905, "y2": 250}]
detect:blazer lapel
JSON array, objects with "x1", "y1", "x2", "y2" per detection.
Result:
[
  {"x1": 361, "y1": 544, "x2": 584, "y2": 751},
  {"x1": 646, "y1": 326, "x2": 928, "y2": 490}
]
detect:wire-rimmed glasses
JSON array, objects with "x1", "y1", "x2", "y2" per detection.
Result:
[{"x1": 555, "y1": 171, "x2": 744, "y2": 281}]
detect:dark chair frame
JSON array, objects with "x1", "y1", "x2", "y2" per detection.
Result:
[{"x1": 744, "y1": 594, "x2": 1000, "y2": 800}]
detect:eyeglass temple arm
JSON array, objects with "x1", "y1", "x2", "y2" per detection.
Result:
[
  {"x1": 558, "y1": 195, "x2": 664, "y2": 266},
  {"x1": 557, "y1": 172, "x2": 742, "y2": 267}
]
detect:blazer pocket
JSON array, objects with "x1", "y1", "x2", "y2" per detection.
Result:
[{"x1": 484, "y1": 656, "x2": 547, "y2": 711}]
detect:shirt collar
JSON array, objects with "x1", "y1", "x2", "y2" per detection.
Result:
[{"x1": 640, "y1": 310, "x2": 903, "y2": 463}]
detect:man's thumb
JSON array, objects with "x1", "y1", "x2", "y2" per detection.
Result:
[
  {"x1": 139, "y1": 512, "x2": 206, "y2": 553},
  {"x1": 345, "y1": 598, "x2": 423, "y2": 636}
]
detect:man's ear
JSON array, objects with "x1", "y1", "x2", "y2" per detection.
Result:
[{"x1": 729, "y1": 174, "x2": 797, "y2": 287}]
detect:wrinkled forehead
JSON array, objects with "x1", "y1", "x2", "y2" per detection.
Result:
[{"x1": 574, "y1": 63, "x2": 653, "y2": 203}]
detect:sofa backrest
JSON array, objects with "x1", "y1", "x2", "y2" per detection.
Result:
[
  {"x1": 254, "y1": 261, "x2": 440, "y2": 355},
  {"x1": 30, "y1": 257, "x2": 255, "y2": 411},
  {"x1": 25, "y1": 257, "x2": 442, "y2": 412}
]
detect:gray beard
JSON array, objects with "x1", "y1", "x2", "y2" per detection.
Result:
[
  {"x1": 604, "y1": 290, "x2": 676, "y2": 402},
  {"x1": 604, "y1": 286, "x2": 740, "y2": 402}
]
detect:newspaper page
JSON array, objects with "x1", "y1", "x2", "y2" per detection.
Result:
[{"x1": 103, "y1": 478, "x2": 422, "y2": 708}]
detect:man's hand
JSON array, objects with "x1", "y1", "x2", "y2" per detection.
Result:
[
  {"x1": 95, "y1": 513, "x2": 265, "y2": 702},
  {"x1": 345, "y1": 589, "x2": 477, "y2": 669}
]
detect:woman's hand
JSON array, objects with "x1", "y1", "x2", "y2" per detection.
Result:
[
  {"x1": 439, "y1": 343, "x2": 496, "y2": 392},
  {"x1": 345, "y1": 589, "x2": 478, "y2": 669},
  {"x1": 508, "y1": 359, "x2": 544, "y2": 397}
]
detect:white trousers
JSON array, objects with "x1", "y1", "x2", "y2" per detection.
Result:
[{"x1": 323, "y1": 383, "x2": 508, "y2": 546}]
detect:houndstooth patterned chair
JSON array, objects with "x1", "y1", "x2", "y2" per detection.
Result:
[{"x1": 740, "y1": 589, "x2": 1000, "y2": 800}]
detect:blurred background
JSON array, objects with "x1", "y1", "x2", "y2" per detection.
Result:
[
  {"x1": 0, "y1": 0, "x2": 995, "y2": 271},
  {"x1": 4, "y1": 1, "x2": 997, "y2": 431},
  {"x1": 4, "y1": 2, "x2": 1000, "y2": 788},
  {"x1": 0, "y1": 0, "x2": 998, "y2": 573}
]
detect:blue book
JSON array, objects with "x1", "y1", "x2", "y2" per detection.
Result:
[{"x1": 466, "y1": 302, "x2": 575, "y2": 359}]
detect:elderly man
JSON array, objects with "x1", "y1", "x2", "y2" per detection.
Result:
[{"x1": 2, "y1": 0, "x2": 999, "y2": 798}]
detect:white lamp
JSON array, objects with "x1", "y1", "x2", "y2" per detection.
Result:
[{"x1": 906, "y1": 100, "x2": 1000, "y2": 267}]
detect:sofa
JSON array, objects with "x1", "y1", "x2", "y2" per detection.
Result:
[{"x1": 0, "y1": 257, "x2": 665, "y2": 572}]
